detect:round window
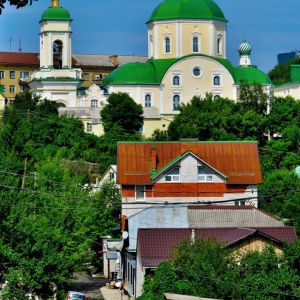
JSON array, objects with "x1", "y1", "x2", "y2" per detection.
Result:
[{"x1": 192, "y1": 66, "x2": 202, "y2": 78}]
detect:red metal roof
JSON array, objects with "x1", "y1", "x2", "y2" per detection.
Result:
[
  {"x1": 138, "y1": 227, "x2": 297, "y2": 267},
  {"x1": 117, "y1": 141, "x2": 262, "y2": 185},
  {"x1": 0, "y1": 52, "x2": 40, "y2": 65}
]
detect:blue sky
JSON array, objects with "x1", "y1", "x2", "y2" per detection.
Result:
[{"x1": 0, "y1": 0, "x2": 299, "y2": 73}]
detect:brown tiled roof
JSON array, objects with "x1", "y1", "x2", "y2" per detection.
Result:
[
  {"x1": 138, "y1": 227, "x2": 297, "y2": 267},
  {"x1": 0, "y1": 52, "x2": 40, "y2": 65},
  {"x1": 117, "y1": 141, "x2": 262, "y2": 185}
]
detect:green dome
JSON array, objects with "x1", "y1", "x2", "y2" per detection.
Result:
[
  {"x1": 148, "y1": 0, "x2": 227, "y2": 23},
  {"x1": 40, "y1": 6, "x2": 72, "y2": 22},
  {"x1": 102, "y1": 62, "x2": 158, "y2": 85}
]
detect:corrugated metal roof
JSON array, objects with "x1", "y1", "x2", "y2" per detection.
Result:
[
  {"x1": 188, "y1": 205, "x2": 283, "y2": 228},
  {"x1": 138, "y1": 227, "x2": 297, "y2": 267},
  {"x1": 128, "y1": 205, "x2": 189, "y2": 251},
  {"x1": 72, "y1": 54, "x2": 148, "y2": 67},
  {"x1": 59, "y1": 107, "x2": 102, "y2": 122},
  {"x1": 117, "y1": 141, "x2": 262, "y2": 185}
]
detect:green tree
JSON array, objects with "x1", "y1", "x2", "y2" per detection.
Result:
[
  {"x1": 237, "y1": 81, "x2": 268, "y2": 114},
  {"x1": 100, "y1": 92, "x2": 144, "y2": 133},
  {"x1": 268, "y1": 57, "x2": 300, "y2": 86},
  {"x1": 234, "y1": 246, "x2": 300, "y2": 299}
]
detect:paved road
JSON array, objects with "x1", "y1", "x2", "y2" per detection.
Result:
[{"x1": 68, "y1": 272, "x2": 108, "y2": 300}]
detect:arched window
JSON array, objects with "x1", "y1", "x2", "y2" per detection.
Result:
[
  {"x1": 53, "y1": 40, "x2": 63, "y2": 69},
  {"x1": 217, "y1": 36, "x2": 222, "y2": 54},
  {"x1": 165, "y1": 37, "x2": 170, "y2": 53},
  {"x1": 193, "y1": 37, "x2": 199, "y2": 52},
  {"x1": 145, "y1": 94, "x2": 151, "y2": 107},
  {"x1": 91, "y1": 99, "x2": 98, "y2": 107},
  {"x1": 173, "y1": 94, "x2": 180, "y2": 110},
  {"x1": 173, "y1": 75, "x2": 180, "y2": 85},
  {"x1": 213, "y1": 75, "x2": 220, "y2": 85}
]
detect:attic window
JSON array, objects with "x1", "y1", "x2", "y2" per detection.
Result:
[
  {"x1": 165, "y1": 167, "x2": 180, "y2": 182},
  {"x1": 198, "y1": 167, "x2": 213, "y2": 182}
]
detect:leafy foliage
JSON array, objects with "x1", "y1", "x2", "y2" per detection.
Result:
[
  {"x1": 139, "y1": 239, "x2": 300, "y2": 300},
  {"x1": 100, "y1": 92, "x2": 144, "y2": 133},
  {"x1": 268, "y1": 56, "x2": 300, "y2": 86}
]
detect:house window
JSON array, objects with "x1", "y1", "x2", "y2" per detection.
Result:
[
  {"x1": 173, "y1": 75, "x2": 180, "y2": 86},
  {"x1": 165, "y1": 167, "x2": 180, "y2": 182},
  {"x1": 83, "y1": 73, "x2": 89, "y2": 80},
  {"x1": 235, "y1": 200, "x2": 246, "y2": 206},
  {"x1": 198, "y1": 167, "x2": 213, "y2": 182},
  {"x1": 193, "y1": 37, "x2": 199, "y2": 52},
  {"x1": 173, "y1": 94, "x2": 180, "y2": 110},
  {"x1": 0, "y1": 71, "x2": 4, "y2": 78},
  {"x1": 10, "y1": 71, "x2": 15, "y2": 79},
  {"x1": 20, "y1": 71, "x2": 29, "y2": 79},
  {"x1": 9, "y1": 100, "x2": 13, "y2": 106},
  {"x1": 136, "y1": 185, "x2": 145, "y2": 200},
  {"x1": 91, "y1": 99, "x2": 98, "y2": 107},
  {"x1": 213, "y1": 75, "x2": 221, "y2": 85},
  {"x1": 109, "y1": 172, "x2": 115, "y2": 180},
  {"x1": 145, "y1": 94, "x2": 151, "y2": 107},
  {"x1": 165, "y1": 37, "x2": 171, "y2": 53},
  {"x1": 87, "y1": 123, "x2": 92, "y2": 133},
  {"x1": 9, "y1": 85, "x2": 16, "y2": 93}
]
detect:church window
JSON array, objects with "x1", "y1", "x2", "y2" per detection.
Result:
[
  {"x1": 173, "y1": 75, "x2": 180, "y2": 85},
  {"x1": 213, "y1": 75, "x2": 221, "y2": 85},
  {"x1": 192, "y1": 66, "x2": 202, "y2": 78},
  {"x1": 145, "y1": 94, "x2": 151, "y2": 107},
  {"x1": 193, "y1": 37, "x2": 199, "y2": 53},
  {"x1": 214, "y1": 94, "x2": 221, "y2": 100},
  {"x1": 87, "y1": 123, "x2": 92, "y2": 133},
  {"x1": 165, "y1": 167, "x2": 180, "y2": 182},
  {"x1": 217, "y1": 36, "x2": 222, "y2": 55},
  {"x1": 165, "y1": 37, "x2": 171, "y2": 53},
  {"x1": 198, "y1": 167, "x2": 213, "y2": 182},
  {"x1": 53, "y1": 40, "x2": 63, "y2": 69},
  {"x1": 91, "y1": 99, "x2": 98, "y2": 107},
  {"x1": 173, "y1": 94, "x2": 180, "y2": 110}
]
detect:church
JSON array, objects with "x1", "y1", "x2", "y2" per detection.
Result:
[{"x1": 28, "y1": 0, "x2": 272, "y2": 137}]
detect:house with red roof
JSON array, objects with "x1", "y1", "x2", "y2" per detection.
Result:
[
  {"x1": 121, "y1": 204, "x2": 297, "y2": 297},
  {"x1": 118, "y1": 141, "x2": 262, "y2": 218}
]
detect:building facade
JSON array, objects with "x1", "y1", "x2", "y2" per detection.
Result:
[{"x1": 2, "y1": 0, "x2": 273, "y2": 137}]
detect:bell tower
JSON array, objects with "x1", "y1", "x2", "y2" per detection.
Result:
[{"x1": 29, "y1": 0, "x2": 82, "y2": 107}]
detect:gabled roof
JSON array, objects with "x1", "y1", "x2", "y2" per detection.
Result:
[
  {"x1": 117, "y1": 141, "x2": 262, "y2": 185},
  {"x1": 0, "y1": 52, "x2": 40, "y2": 66},
  {"x1": 138, "y1": 227, "x2": 297, "y2": 267},
  {"x1": 150, "y1": 150, "x2": 227, "y2": 181}
]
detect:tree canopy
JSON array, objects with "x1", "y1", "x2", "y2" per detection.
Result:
[
  {"x1": 138, "y1": 238, "x2": 300, "y2": 300},
  {"x1": 100, "y1": 92, "x2": 144, "y2": 133}
]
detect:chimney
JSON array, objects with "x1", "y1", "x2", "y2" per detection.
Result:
[
  {"x1": 150, "y1": 146, "x2": 157, "y2": 171},
  {"x1": 109, "y1": 55, "x2": 119, "y2": 66}
]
